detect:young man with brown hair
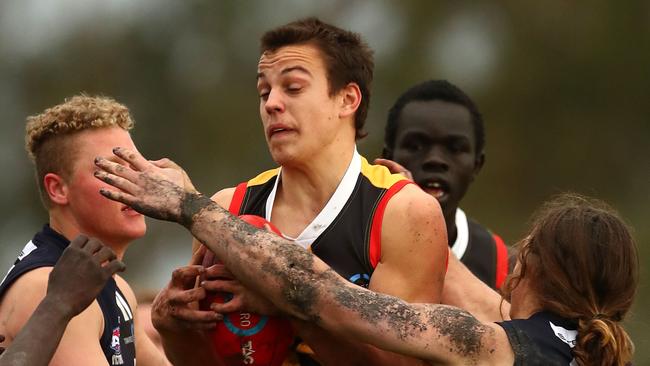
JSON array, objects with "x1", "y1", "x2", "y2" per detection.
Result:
[
  {"x1": 151, "y1": 18, "x2": 448, "y2": 365},
  {"x1": 0, "y1": 95, "x2": 169, "y2": 366}
]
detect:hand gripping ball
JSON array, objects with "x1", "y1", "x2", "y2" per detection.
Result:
[{"x1": 200, "y1": 215, "x2": 294, "y2": 366}]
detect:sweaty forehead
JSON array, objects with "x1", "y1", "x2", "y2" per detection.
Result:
[{"x1": 257, "y1": 45, "x2": 323, "y2": 73}]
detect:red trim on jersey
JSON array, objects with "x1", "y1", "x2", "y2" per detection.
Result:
[
  {"x1": 228, "y1": 182, "x2": 248, "y2": 215},
  {"x1": 368, "y1": 180, "x2": 412, "y2": 268},
  {"x1": 493, "y1": 234, "x2": 508, "y2": 289}
]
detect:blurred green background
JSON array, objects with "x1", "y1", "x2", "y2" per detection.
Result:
[{"x1": 0, "y1": 0, "x2": 647, "y2": 362}]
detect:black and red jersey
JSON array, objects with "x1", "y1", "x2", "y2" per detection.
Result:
[
  {"x1": 228, "y1": 151, "x2": 411, "y2": 288},
  {"x1": 451, "y1": 208, "x2": 510, "y2": 290}
]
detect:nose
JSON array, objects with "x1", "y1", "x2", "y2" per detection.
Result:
[
  {"x1": 264, "y1": 89, "x2": 285, "y2": 114},
  {"x1": 422, "y1": 146, "x2": 449, "y2": 172}
]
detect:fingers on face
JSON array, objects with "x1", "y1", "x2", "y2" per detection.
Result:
[
  {"x1": 94, "y1": 157, "x2": 137, "y2": 181},
  {"x1": 112, "y1": 147, "x2": 150, "y2": 172},
  {"x1": 98, "y1": 188, "x2": 136, "y2": 207},
  {"x1": 94, "y1": 170, "x2": 140, "y2": 195}
]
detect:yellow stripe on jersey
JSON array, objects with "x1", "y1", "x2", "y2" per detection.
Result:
[
  {"x1": 247, "y1": 167, "x2": 280, "y2": 187},
  {"x1": 360, "y1": 156, "x2": 408, "y2": 189}
]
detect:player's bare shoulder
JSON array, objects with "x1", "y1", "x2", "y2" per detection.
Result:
[
  {"x1": 211, "y1": 187, "x2": 236, "y2": 208},
  {"x1": 0, "y1": 267, "x2": 51, "y2": 337},
  {"x1": 383, "y1": 183, "x2": 446, "y2": 241}
]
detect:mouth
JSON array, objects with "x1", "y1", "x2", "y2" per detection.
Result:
[
  {"x1": 267, "y1": 124, "x2": 295, "y2": 139},
  {"x1": 419, "y1": 179, "x2": 450, "y2": 201},
  {"x1": 121, "y1": 206, "x2": 141, "y2": 216}
]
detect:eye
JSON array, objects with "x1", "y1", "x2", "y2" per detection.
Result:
[
  {"x1": 259, "y1": 89, "x2": 270, "y2": 101},
  {"x1": 448, "y1": 140, "x2": 470, "y2": 154},
  {"x1": 402, "y1": 141, "x2": 422, "y2": 153},
  {"x1": 286, "y1": 84, "x2": 302, "y2": 94}
]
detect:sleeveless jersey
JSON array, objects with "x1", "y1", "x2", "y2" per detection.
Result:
[
  {"x1": 229, "y1": 152, "x2": 411, "y2": 366},
  {"x1": 498, "y1": 311, "x2": 578, "y2": 365},
  {"x1": 451, "y1": 208, "x2": 510, "y2": 290},
  {"x1": 229, "y1": 153, "x2": 411, "y2": 287},
  {"x1": 0, "y1": 225, "x2": 136, "y2": 366}
]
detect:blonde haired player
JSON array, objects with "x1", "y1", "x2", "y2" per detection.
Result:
[{"x1": 0, "y1": 95, "x2": 169, "y2": 366}]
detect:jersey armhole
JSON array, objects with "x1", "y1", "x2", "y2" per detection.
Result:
[
  {"x1": 228, "y1": 182, "x2": 248, "y2": 215},
  {"x1": 493, "y1": 234, "x2": 508, "y2": 289},
  {"x1": 368, "y1": 180, "x2": 412, "y2": 269}
]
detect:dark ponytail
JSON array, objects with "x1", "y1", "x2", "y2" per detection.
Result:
[{"x1": 506, "y1": 194, "x2": 638, "y2": 365}]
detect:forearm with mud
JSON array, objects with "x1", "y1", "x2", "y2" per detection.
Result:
[
  {"x1": 0, "y1": 295, "x2": 74, "y2": 366},
  {"x1": 180, "y1": 193, "x2": 495, "y2": 362}
]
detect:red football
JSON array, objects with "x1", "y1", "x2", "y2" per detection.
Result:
[{"x1": 200, "y1": 215, "x2": 294, "y2": 366}]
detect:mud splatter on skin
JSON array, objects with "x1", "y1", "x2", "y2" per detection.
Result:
[
  {"x1": 179, "y1": 193, "x2": 214, "y2": 229},
  {"x1": 333, "y1": 286, "x2": 428, "y2": 340},
  {"x1": 177, "y1": 192, "x2": 493, "y2": 363},
  {"x1": 424, "y1": 306, "x2": 492, "y2": 358}
]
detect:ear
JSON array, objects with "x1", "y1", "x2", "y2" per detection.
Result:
[
  {"x1": 472, "y1": 152, "x2": 485, "y2": 181},
  {"x1": 43, "y1": 173, "x2": 70, "y2": 206},
  {"x1": 338, "y1": 82, "x2": 362, "y2": 119}
]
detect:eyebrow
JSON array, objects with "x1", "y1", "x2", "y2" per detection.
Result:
[{"x1": 256, "y1": 65, "x2": 312, "y2": 80}]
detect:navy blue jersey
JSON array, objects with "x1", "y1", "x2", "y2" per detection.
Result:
[
  {"x1": 498, "y1": 312, "x2": 577, "y2": 365},
  {"x1": 0, "y1": 225, "x2": 136, "y2": 366}
]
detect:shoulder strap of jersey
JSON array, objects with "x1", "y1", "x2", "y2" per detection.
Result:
[
  {"x1": 228, "y1": 182, "x2": 248, "y2": 215},
  {"x1": 368, "y1": 180, "x2": 412, "y2": 268},
  {"x1": 493, "y1": 233, "x2": 508, "y2": 289}
]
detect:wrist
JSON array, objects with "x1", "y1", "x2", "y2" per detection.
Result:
[
  {"x1": 179, "y1": 192, "x2": 214, "y2": 230},
  {"x1": 39, "y1": 295, "x2": 77, "y2": 321}
]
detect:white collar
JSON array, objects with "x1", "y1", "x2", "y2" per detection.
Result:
[
  {"x1": 265, "y1": 148, "x2": 362, "y2": 248},
  {"x1": 451, "y1": 208, "x2": 469, "y2": 259}
]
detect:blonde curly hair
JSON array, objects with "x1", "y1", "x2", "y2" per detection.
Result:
[{"x1": 25, "y1": 95, "x2": 134, "y2": 207}]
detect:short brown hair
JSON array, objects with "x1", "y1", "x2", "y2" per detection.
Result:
[
  {"x1": 260, "y1": 17, "x2": 374, "y2": 139},
  {"x1": 504, "y1": 193, "x2": 638, "y2": 365},
  {"x1": 25, "y1": 95, "x2": 134, "y2": 207}
]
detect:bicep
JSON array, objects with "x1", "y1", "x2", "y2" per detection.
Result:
[
  {"x1": 191, "y1": 187, "x2": 236, "y2": 254},
  {"x1": 369, "y1": 186, "x2": 448, "y2": 303},
  {"x1": 2, "y1": 269, "x2": 50, "y2": 339},
  {"x1": 49, "y1": 302, "x2": 107, "y2": 366},
  {"x1": 134, "y1": 309, "x2": 169, "y2": 366}
]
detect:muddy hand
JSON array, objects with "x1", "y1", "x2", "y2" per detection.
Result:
[{"x1": 94, "y1": 147, "x2": 201, "y2": 225}]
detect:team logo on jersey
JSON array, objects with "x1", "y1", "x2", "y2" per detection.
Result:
[
  {"x1": 348, "y1": 273, "x2": 370, "y2": 288},
  {"x1": 110, "y1": 326, "x2": 124, "y2": 365},
  {"x1": 549, "y1": 321, "x2": 577, "y2": 348},
  {"x1": 111, "y1": 327, "x2": 121, "y2": 353}
]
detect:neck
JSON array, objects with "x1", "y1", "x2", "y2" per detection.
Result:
[
  {"x1": 445, "y1": 212, "x2": 457, "y2": 247},
  {"x1": 277, "y1": 143, "x2": 355, "y2": 216},
  {"x1": 49, "y1": 210, "x2": 128, "y2": 259},
  {"x1": 508, "y1": 280, "x2": 542, "y2": 319}
]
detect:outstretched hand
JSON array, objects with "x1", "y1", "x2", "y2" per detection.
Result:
[
  {"x1": 94, "y1": 147, "x2": 202, "y2": 226},
  {"x1": 47, "y1": 235, "x2": 126, "y2": 318}
]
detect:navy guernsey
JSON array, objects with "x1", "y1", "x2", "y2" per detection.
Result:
[{"x1": 0, "y1": 225, "x2": 136, "y2": 366}]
